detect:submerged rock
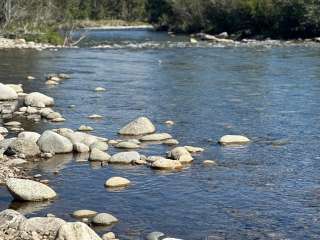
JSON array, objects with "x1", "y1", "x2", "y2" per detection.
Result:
[
  {"x1": 92, "y1": 213, "x2": 118, "y2": 226},
  {"x1": 6, "y1": 178, "x2": 57, "y2": 201},
  {"x1": 105, "y1": 177, "x2": 131, "y2": 188},
  {"x1": 109, "y1": 151, "x2": 140, "y2": 164},
  {"x1": 119, "y1": 117, "x2": 156, "y2": 136},
  {"x1": 56, "y1": 222, "x2": 102, "y2": 240},
  {"x1": 219, "y1": 135, "x2": 250, "y2": 145},
  {"x1": 37, "y1": 130, "x2": 73, "y2": 154},
  {"x1": 0, "y1": 83, "x2": 18, "y2": 100}
]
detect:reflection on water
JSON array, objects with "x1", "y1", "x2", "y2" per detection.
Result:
[
  {"x1": 9, "y1": 200, "x2": 53, "y2": 216},
  {"x1": 0, "y1": 30, "x2": 320, "y2": 239}
]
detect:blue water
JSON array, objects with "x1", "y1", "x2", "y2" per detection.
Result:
[{"x1": 0, "y1": 30, "x2": 320, "y2": 239}]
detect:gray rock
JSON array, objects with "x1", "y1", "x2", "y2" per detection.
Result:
[
  {"x1": 6, "y1": 178, "x2": 57, "y2": 201},
  {"x1": 151, "y1": 159, "x2": 182, "y2": 170},
  {"x1": 219, "y1": 135, "x2": 250, "y2": 145},
  {"x1": 115, "y1": 141, "x2": 139, "y2": 149},
  {"x1": 167, "y1": 147, "x2": 193, "y2": 163},
  {"x1": 0, "y1": 83, "x2": 18, "y2": 100},
  {"x1": 89, "y1": 148, "x2": 110, "y2": 162},
  {"x1": 55, "y1": 222, "x2": 102, "y2": 240},
  {"x1": 0, "y1": 209, "x2": 26, "y2": 230},
  {"x1": 24, "y1": 92, "x2": 54, "y2": 108},
  {"x1": 9, "y1": 138, "x2": 41, "y2": 157},
  {"x1": 72, "y1": 210, "x2": 97, "y2": 218},
  {"x1": 92, "y1": 213, "x2": 118, "y2": 226},
  {"x1": 119, "y1": 117, "x2": 156, "y2": 135},
  {"x1": 0, "y1": 127, "x2": 8, "y2": 135},
  {"x1": 140, "y1": 133, "x2": 172, "y2": 141},
  {"x1": 19, "y1": 217, "x2": 65, "y2": 236},
  {"x1": 146, "y1": 232, "x2": 165, "y2": 240},
  {"x1": 37, "y1": 130, "x2": 73, "y2": 154},
  {"x1": 105, "y1": 177, "x2": 130, "y2": 188},
  {"x1": 109, "y1": 151, "x2": 140, "y2": 164},
  {"x1": 90, "y1": 141, "x2": 108, "y2": 151},
  {"x1": 73, "y1": 143, "x2": 90, "y2": 153},
  {"x1": 18, "y1": 131, "x2": 41, "y2": 143}
]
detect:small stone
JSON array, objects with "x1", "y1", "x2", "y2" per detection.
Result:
[
  {"x1": 219, "y1": 135, "x2": 250, "y2": 145},
  {"x1": 72, "y1": 210, "x2": 97, "y2": 218},
  {"x1": 95, "y1": 87, "x2": 106, "y2": 92},
  {"x1": 140, "y1": 133, "x2": 172, "y2": 141},
  {"x1": 147, "y1": 232, "x2": 165, "y2": 240},
  {"x1": 108, "y1": 140, "x2": 118, "y2": 145},
  {"x1": 78, "y1": 125, "x2": 94, "y2": 131},
  {"x1": 119, "y1": 117, "x2": 156, "y2": 136},
  {"x1": 27, "y1": 76, "x2": 35, "y2": 80},
  {"x1": 92, "y1": 213, "x2": 118, "y2": 226},
  {"x1": 105, "y1": 177, "x2": 131, "y2": 188},
  {"x1": 102, "y1": 232, "x2": 116, "y2": 240},
  {"x1": 165, "y1": 120, "x2": 175, "y2": 125},
  {"x1": 203, "y1": 160, "x2": 217, "y2": 165},
  {"x1": 88, "y1": 114, "x2": 103, "y2": 119},
  {"x1": 109, "y1": 151, "x2": 140, "y2": 164},
  {"x1": 184, "y1": 146, "x2": 204, "y2": 153},
  {"x1": 4, "y1": 121, "x2": 21, "y2": 127},
  {"x1": 51, "y1": 117, "x2": 66, "y2": 122},
  {"x1": 163, "y1": 139, "x2": 179, "y2": 145}
]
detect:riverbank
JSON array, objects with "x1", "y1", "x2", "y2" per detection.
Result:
[
  {"x1": 73, "y1": 19, "x2": 153, "y2": 30},
  {"x1": 0, "y1": 37, "x2": 61, "y2": 50}
]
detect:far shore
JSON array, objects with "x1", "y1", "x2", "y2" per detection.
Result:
[{"x1": 82, "y1": 25, "x2": 154, "y2": 30}]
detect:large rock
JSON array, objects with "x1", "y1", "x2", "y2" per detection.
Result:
[
  {"x1": 140, "y1": 133, "x2": 172, "y2": 141},
  {"x1": 55, "y1": 222, "x2": 102, "y2": 240},
  {"x1": 37, "y1": 130, "x2": 73, "y2": 154},
  {"x1": 24, "y1": 92, "x2": 54, "y2": 108},
  {"x1": 92, "y1": 213, "x2": 118, "y2": 226},
  {"x1": 9, "y1": 138, "x2": 41, "y2": 157},
  {"x1": 18, "y1": 131, "x2": 41, "y2": 143},
  {"x1": 167, "y1": 147, "x2": 193, "y2": 163},
  {"x1": 119, "y1": 117, "x2": 156, "y2": 135},
  {"x1": 89, "y1": 148, "x2": 110, "y2": 162},
  {"x1": 6, "y1": 178, "x2": 57, "y2": 201},
  {"x1": 0, "y1": 83, "x2": 18, "y2": 100},
  {"x1": 19, "y1": 217, "x2": 65, "y2": 237},
  {"x1": 151, "y1": 159, "x2": 182, "y2": 170},
  {"x1": 6, "y1": 84, "x2": 23, "y2": 94},
  {"x1": 0, "y1": 209, "x2": 26, "y2": 230},
  {"x1": 109, "y1": 151, "x2": 140, "y2": 164},
  {"x1": 219, "y1": 135, "x2": 250, "y2": 145},
  {"x1": 105, "y1": 177, "x2": 131, "y2": 188}
]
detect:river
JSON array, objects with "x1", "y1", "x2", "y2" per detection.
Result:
[{"x1": 0, "y1": 29, "x2": 320, "y2": 240}]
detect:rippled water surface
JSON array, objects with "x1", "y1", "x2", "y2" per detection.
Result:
[{"x1": 1, "y1": 30, "x2": 320, "y2": 240}]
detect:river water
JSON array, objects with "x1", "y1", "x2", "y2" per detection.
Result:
[{"x1": 1, "y1": 30, "x2": 320, "y2": 240}]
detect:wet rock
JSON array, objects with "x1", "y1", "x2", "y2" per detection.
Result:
[
  {"x1": 0, "y1": 83, "x2": 18, "y2": 100},
  {"x1": 203, "y1": 160, "x2": 217, "y2": 165},
  {"x1": 219, "y1": 135, "x2": 250, "y2": 145},
  {"x1": 140, "y1": 133, "x2": 172, "y2": 141},
  {"x1": 52, "y1": 117, "x2": 66, "y2": 122},
  {"x1": 40, "y1": 107, "x2": 54, "y2": 118},
  {"x1": 88, "y1": 114, "x2": 103, "y2": 119},
  {"x1": 105, "y1": 177, "x2": 131, "y2": 188},
  {"x1": 0, "y1": 209, "x2": 26, "y2": 230},
  {"x1": 184, "y1": 146, "x2": 204, "y2": 153},
  {"x1": 163, "y1": 139, "x2": 179, "y2": 145},
  {"x1": 4, "y1": 121, "x2": 21, "y2": 127},
  {"x1": 24, "y1": 92, "x2": 54, "y2": 108},
  {"x1": 46, "y1": 111, "x2": 62, "y2": 120},
  {"x1": 95, "y1": 87, "x2": 106, "y2": 92},
  {"x1": 19, "y1": 216, "x2": 65, "y2": 237},
  {"x1": 0, "y1": 127, "x2": 8, "y2": 135},
  {"x1": 102, "y1": 232, "x2": 116, "y2": 240},
  {"x1": 147, "y1": 156, "x2": 167, "y2": 163},
  {"x1": 164, "y1": 120, "x2": 175, "y2": 125},
  {"x1": 89, "y1": 148, "x2": 110, "y2": 162},
  {"x1": 18, "y1": 131, "x2": 41, "y2": 143},
  {"x1": 9, "y1": 138, "x2": 41, "y2": 157},
  {"x1": 115, "y1": 141, "x2": 139, "y2": 149},
  {"x1": 78, "y1": 125, "x2": 94, "y2": 131},
  {"x1": 27, "y1": 76, "x2": 35, "y2": 80},
  {"x1": 167, "y1": 147, "x2": 193, "y2": 163},
  {"x1": 92, "y1": 213, "x2": 118, "y2": 226},
  {"x1": 37, "y1": 130, "x2": 73, "y2": 154},
  {"x1": 6, "y1": 178, "x2": 57, "y2": 201},
  {"x1": 151, "y1": 159, "x2": 182, "y2": 170},
  {"x1": 72, "y1": 210, "x2": 97, "y2": 218},
  {"x1": 146, "y1": 231, "x2": 165, "y2": 240},
  {"x1": 119, "y1": 117, "x2": 156, "y2": 136},
  {"x1": 109, "y1": 151, "x2": 140, "y2": 164},
  {"x1": 56, "y1": 222, "x2": 102, "y2": 240},
  {"x1": 73, "y1": 143, "x2": 90, "y2": 153},
  {"x1": 90, "y1": 141, "x2": 108, "y2": 151}
]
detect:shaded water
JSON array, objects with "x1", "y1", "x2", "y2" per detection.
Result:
[{"x1": 1, "y1": 30, "x2": 320, "y2": 239}]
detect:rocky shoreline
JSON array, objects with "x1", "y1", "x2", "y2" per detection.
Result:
[
  {"x1": 0, "y1": 67, "x2": 251, "y2": 239},
  {"x1": 0, "y1": 37, "x2": 64, "y2": 50}
]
